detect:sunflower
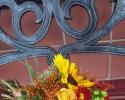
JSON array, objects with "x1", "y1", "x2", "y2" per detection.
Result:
[
  {"x1": 53, "y1": 54, "x2": 69, "y2": 84},
  {"x1": 53, "y1": 54, "x2": 95, "y2": 90}
]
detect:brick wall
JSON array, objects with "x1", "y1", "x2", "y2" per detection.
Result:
[{"x1": 0, "y1": 0, "x2": 125, "y2": 97}]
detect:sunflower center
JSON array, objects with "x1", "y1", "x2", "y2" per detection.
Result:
[{"x1": 68, "y1": 74, "x2": 78, "y2": 86}]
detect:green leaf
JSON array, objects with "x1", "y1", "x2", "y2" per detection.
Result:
[
  {"x1": 24, "y1": 64, "x2": 36, "y2": 82},
  {"x1": 29, "y1": 89, "x2": 43, "y2": 100},
  {"x1": 32, "y1": 96, "x2": 42, "y2": 100},
  {"x1": 34, "y1": 57, "x2": 40, "y2": 69},
  {"x1": 1, "y1": 80, "x2": 16, "y2": 92},
  {"x1": 1, "y1": 94, "x2": 14, "y2": 99},
  {"x1": 35, "y1": 89, "x2": 43, "y2": 100},
  {"x1": 17, "y1": 96, "x2": 29, "y2": 100},
  {"x1": 40, "y1": 69, "x2": 53, "y2": 82}
]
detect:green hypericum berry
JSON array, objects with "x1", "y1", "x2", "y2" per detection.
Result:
[
  {"x1": 94, "y1": 97, "x2": 101, "y2": 100},
  {"x1": 100, "y1": 97, "x2": 105, "y2": 100},
  {"x1": 101, "y1": 91, "x2": 108, "y2": 97},
  {"x1": 93, "y1": 90, "x2": 100, "y2": 95}
]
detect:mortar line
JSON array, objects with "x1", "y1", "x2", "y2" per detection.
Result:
[
  {"x1": 110, "y1": 96, "x2": 125, "y2": 100},
  {"x1": 99, "y1": 38, "x2": 125, "y2": 43},
  {"x1": 97, "y1": 77, "x2": 125, "y2": 81},
  {"x1": 107, "y1": 1, "x2": 114, "y2": 80},
  {"x1": 62, "y1": 32, "x2": 66, "y2": 45},
  {"x1": 51, "y1": 44, "x2": 62, "y2": 48}
]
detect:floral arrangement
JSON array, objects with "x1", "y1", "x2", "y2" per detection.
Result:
[{"x1": 0, "y1": 54, "x2": 113, "y2": 100}]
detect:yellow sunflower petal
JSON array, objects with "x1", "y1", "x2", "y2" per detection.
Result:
[
  {"x1": 61, "y1": 76, "x2": 68, "y2": 83},
  {"x1": 75, "y1": 76, "x2": 84, "y2": 81},
  {"x1": 53, "y1": 54, "x2": 64, "y2": 70},
  {"x1": 69, "y1": 63, "x2": 78, "y2": 76},
  {"x1": 78, "y1": 80, "x2": 95, "y2": 87},
  {"x1": 67, "y1": 83, "x2": 77, "y2": 90},
  {"x1": 53, "y1": 54, "x2": 70, "y2": 84}
]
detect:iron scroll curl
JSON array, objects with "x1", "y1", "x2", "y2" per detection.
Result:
[{"x1": 0, "y1": 0, "x2": 125, "y2": 65}]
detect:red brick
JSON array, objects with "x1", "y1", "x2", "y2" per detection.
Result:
[
  {"x1": 70, "y1": 53, "x2": 109, "y2": 79},
  {"x1": 111, "y1": 55, "x2": 125, "y2": 78}
]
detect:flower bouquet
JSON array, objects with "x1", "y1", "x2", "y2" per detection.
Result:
[{"x1": 0, "y1": 54, "x2": 112, "y2": 100}]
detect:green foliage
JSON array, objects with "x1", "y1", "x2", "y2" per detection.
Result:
[
  {"x1": 1, "y1": 80, "x2": 16, "y2": 92},
  {"x1": 40, "y1": 68, "x2": 53, "y2": 82},
  {"x1": 24, "y1": 64, "x2": 36, "y2": 82}
]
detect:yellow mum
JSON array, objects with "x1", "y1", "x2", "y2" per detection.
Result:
[
  {"x1": 56, "y1": 88, "x2": 76, "y2": 100},
  {"x1": 53, "y1": 54, "x2": 95, "y2": 89}
]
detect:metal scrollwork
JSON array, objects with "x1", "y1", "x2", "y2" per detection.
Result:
[
  {"x1": 0, "y1": 0, "x2": 125, "y2": 65},
  {"x1": 53, "y1": 0, "x2": 98, "y2": 39}
]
